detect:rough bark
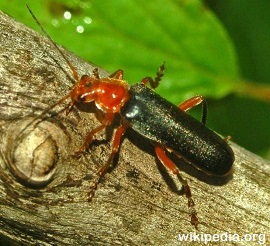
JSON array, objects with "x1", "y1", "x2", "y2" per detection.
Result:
[{"x1": 0, "y1": 10, "x2": 269, "y2": 246}]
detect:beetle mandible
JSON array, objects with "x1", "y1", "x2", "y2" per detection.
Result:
[{"x1": 27, "y1": 6, "x2": 235, "y2": 229}]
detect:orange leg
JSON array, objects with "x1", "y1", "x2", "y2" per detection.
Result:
[
  {"x1": 155, "y1": 144, "x2": 198, "y2": 229},
  {"x1": 92, "y1": 68, "x2": 124, "y2": 80},
  {"x1": 74, "y1": 111, "x2": 127, "y2": 200},
  {"x1": 109, "y1": 69, "x2": 124, "y2": 80},
  {"x1": 74, "y1": 124, "x2": 108, "y2": 157},
  {"x1": 179, "y1": 96, "x2": 207, "y2": 125},
  {"x1": 88, "y1": 125, "x2": 127, "y2": 200},
  {"x1": 97, "y1": 125, "x2": 127, "y2": 177},
  {"x1": 74, "y1": 112, "x2": 115, "y2": 157}
]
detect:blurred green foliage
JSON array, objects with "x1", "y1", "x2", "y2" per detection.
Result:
[
  {"x1": 0, "y1": 0, "x2": 269, "y2": 159},
  {"x1": 206, "y1": 0, "x2": 270, "y2": 158}
]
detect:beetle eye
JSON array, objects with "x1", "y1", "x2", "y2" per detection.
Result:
[
  {"x1": 85, "y1": 82, "x2": 91, "y2": 88},
  {"x1": 80, "y1": 75, "x2": 92, "y2": 88}
]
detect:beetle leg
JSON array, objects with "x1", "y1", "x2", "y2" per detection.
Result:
[
  {"x1": 88, "y1": 125, "x2": 127, "y2": 201},
  {"x1": 74, "y1": 124, "x2": 108, "y2": 157},
  {"x1": 109, "y1": 69, "x2": 124, "y2": 80},
  {"x1": 155, "y1": 144, "x2": 199, "y2": 229},
  {"x1": 97, "y1": 125, "x2": 127, "y2": 176},
  {"x1": 74, "y1": 113, "x2": 114, "y2": 157},
  {"x1": 141, "y1": 62, "x2": 165, "y2": 89},
  {"x1": 179, "y1": 96, "x2": 207, "y2": 125}
]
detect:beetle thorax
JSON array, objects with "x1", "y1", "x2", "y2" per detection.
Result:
[{"x1": 95, "y1": 79, "x2": 130, "y2": 113}]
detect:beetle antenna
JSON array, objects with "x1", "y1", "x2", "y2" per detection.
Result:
[
  {"x1": 20, "y1": 6, "x2": 76, "y2": 138},
  {"x1": 154, "y1": 61, "x2": 165, "y2": 86},
  {"x1": 26, "y1": 5, "x2": 79, "y2": 82},
  {"x1": 16, "y1": 93, "x2": 71, "y2": 143},
  {"x1": 14, "y1": 5, "x2": 75, "y2": 144}
]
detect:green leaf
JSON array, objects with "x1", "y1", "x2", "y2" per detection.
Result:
[{"x1": 0, "y1": 0, "x2": 239, "y2": 104}]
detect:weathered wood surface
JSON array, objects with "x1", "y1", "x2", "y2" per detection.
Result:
[{"x1": 0, "y1": 11, "x2": 269, "y2": 246}]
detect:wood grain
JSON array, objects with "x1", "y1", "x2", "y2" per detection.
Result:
[{"x1": 0, "y1": 11, "x2": 269, "y2": 246}]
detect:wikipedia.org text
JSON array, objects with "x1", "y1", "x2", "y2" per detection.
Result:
[{"x1": 177, "y1": 232, "x2": 266, "y2": 244}]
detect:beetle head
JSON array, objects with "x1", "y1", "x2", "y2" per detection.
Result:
[{"x1": 70, "y1": 74, "x2": 99, "y2": 104}]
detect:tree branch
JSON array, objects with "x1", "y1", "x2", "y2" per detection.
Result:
[{"x1": 0, "y1": 11, "x2": 269, "y2": 246}]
